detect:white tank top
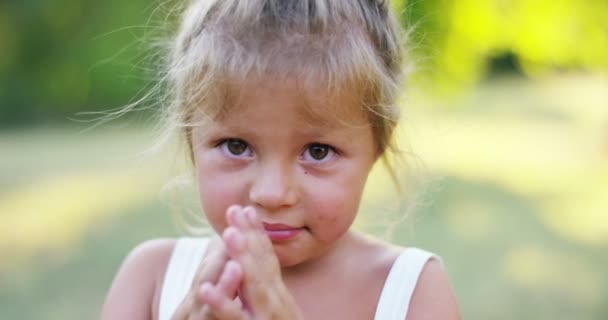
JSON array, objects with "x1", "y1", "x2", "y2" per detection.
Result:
[{"x1": 158, "y1": 238, "x2": 437, "y2": 320}]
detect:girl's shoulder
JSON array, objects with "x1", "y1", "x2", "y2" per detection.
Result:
[
  {"x1": 382, "y1": 245, "x2": 460, "y2": 320},
  {"x1": 101, "y1": 238, "x2": 178, "y2": 320},
  {"x1": 405, "y1": 256, "x2": 460, "y2": 319},
  {"x1": 351, "y1": 235, "x2": 460, "y2": 319}
]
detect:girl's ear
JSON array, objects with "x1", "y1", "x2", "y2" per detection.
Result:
[
  {"x1": 373, "y1": 152, "x2": 382, "y2": 162},
  {"x1": 374, "y1": 144, "x2": 384, "y2": 161}
]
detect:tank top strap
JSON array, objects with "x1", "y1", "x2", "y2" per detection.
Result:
[
  {"x1": 374, "y1": 248, "x2": 439, "y2": 320},
  {"x1": 158, "y1": 237, "x2": 209, "y2": 320}
]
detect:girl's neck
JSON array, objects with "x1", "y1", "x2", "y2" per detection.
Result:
[
  {"x1": 279, "y1": 231, "x2": 368, "y2": 280},
  {"x1": 276, "y1": 231, "x2": 400, "y2": 320}
]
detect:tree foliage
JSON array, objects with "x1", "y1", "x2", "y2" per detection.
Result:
[{"x1": 1, "y1": 0, "x2": 606, "y2": 125}]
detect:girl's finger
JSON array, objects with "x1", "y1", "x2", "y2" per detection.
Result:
[
  {"x1": 222, "y1": 227, "x2": 246, "y2": 254},
  {"x1": 224, "y1": 207, "x2": 291, "y2": 315},
  {"x1": 192, "y1": 237, "x2": 229, "y2": 290},
  {"x1": 223, "y1": 227, "x2": 282, "y2": 312},
  {"x1": 226, "y1": 205, "x2": 250, "y2": 230},
  {"x1": 243, "y1": 206, "x2": 264, "y2": 231},
  {"x1": 226, "y1": 207, "x2": 273, "y2": 259},
  {"x1": 199, "y1": 283, "x2": 248, "y2": 320},
  {"x1": 224, "y1": 215, "x2": 279, "y2": 279},
  {"x1": 232, "y1": 208, "x2": 277, "y2": 272},
  {"x1": 215, "y1": 260, "x2": 243, "y2": 299},
  {"x1": 242, "y1": 207, "x2": 275, "y2": 260}
]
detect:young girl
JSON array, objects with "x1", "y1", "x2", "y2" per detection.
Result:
[{"x1": 101, "y1": 0, "x2": 459, "y2": 319}]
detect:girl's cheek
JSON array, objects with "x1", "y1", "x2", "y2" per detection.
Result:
[
  {"x1": 199, "y1": 192, "x2": 231, "y2": 233},
  {"x1": 312, "y1": 168, "x2": 368, "y2": 238},
  {"x1": 197, "y1": 168, "x2": 244, "y2": 232},
  {"x1": 309, "y1": 189, "x2": 359, "y2": 241}
]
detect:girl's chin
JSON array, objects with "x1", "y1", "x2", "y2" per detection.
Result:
[{"x1": 273, "y1": 246, "x2": 305, "y2": 268}]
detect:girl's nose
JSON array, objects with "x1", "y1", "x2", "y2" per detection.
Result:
[{"x1": 249, "y1": 163, "x2": 298, "y2": 211}]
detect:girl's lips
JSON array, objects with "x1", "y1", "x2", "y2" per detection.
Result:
[
  {"x1": 262, "y1": 222, "x2": 298, "y2": 230},
  {"x1": 262, "y1": 222, "x2": 304, "y2": 241}
]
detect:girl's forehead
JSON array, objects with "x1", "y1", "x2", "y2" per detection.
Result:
[{"x1": 217, "y1": 74, "x2": 370, "y2": 128}]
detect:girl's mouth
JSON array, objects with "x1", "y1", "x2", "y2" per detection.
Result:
[{"x1": 262, "y1": 223, "x2": 305, "y2": 242}]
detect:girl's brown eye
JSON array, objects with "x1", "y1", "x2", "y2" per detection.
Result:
[
  {"x1": 226, "y1": 139, "x2": 247, "y2": 155},
  {"x1": 308, "y1": 144, "x2": 329, "y2": 160}
]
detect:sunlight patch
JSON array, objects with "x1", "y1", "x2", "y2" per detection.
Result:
[
  {"x1": 445, "y1": 198, "x2": 495, "y2": 240},
  {"x1": 539, "y1": 178, "x2": 608, "y2": 246},
  {"x1": 502, "y1": 245, "x2": 602, "y2": 306},
  {"x1": 0, "y1": 169, "x2": 162, "y2": 271}
]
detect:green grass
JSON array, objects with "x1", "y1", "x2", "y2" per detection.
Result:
[{"x1": 1, "y1": 76, "x2": 607, "y2": 319}]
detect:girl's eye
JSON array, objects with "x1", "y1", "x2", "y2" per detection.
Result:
[
  {"x1": 219, "y1": 139, "x2": 251, "y2": 157},
  {"x1": 302, "y1": 143, "x2": 336, "y2": 162},
  {"x1": 309, "y1": 144, "x2": 329, "y2": 160}
]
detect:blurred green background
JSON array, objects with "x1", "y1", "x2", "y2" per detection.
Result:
[{"x1": 1, "y1": 0, "x2": 607, "y2": 319}]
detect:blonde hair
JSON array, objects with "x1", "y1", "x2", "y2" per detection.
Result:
[
  {"x1": 151, "y1": 0, "x2": 415, "y2": 233},
  {"x1": 160, "y1": 0, "x2": 407, "y2": 166}
]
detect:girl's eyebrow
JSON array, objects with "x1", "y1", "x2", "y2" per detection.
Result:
[
  {"x1": 210, "y1": 117, "x2": 354, "y2": 139},
  {"x1": 295, "y1": 107, "x2": 369, "y2": 130}
]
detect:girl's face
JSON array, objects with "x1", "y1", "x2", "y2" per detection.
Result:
[{"x1": 191, "y1": 78, "x2": 377, "y2": 267}]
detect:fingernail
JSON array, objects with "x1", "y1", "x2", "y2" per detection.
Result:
[
  {"x1": 224, "y1": 227, "x2": 245, "y2": 251},
  {"x1": 244, "y1": 207, "x2": 258, "y2": 226},
  {"x1": 226, "y1": 205, "x2": 241, "y2": 224}
]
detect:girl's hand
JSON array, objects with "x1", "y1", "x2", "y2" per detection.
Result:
[
  {"x1": 218, "y1": 206, "x2": 304, "y2": 320},
  {"x1": 171, "y1": 237, "x2": 246, "y2": 320}
]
